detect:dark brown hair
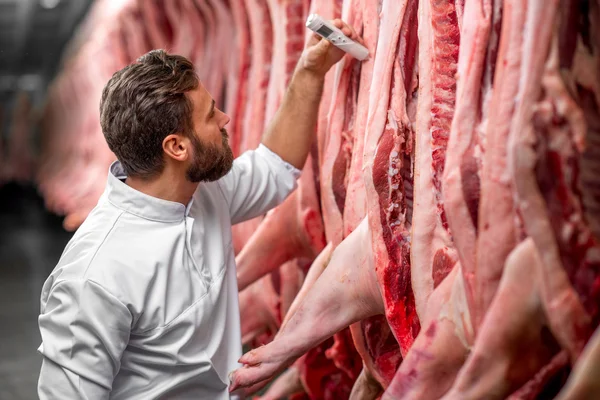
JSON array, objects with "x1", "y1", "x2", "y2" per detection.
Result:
[{"x1": 100, "y1": 49, "x2": 199, "y2": 178}]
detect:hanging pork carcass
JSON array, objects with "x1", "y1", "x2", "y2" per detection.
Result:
[
  {"x1": 231, "y1": 0, "x2": 600, "y2": 399},
  {"x1": 35, "y1": 0, "x2": 600, "y2": 398}
]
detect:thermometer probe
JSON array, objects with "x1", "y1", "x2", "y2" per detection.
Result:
[{"x1": 305, "y1": 14, "x2": 369, "y2": 61}]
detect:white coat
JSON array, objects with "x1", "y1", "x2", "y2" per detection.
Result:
[{"x1": 37, "y1": 144, "x2": 300, "y2": 399}]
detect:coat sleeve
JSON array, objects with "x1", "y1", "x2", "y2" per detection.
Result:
[
  {"x1": 217, "y1": 144, "x2": 302, "y2": 225},
  {"x1": 37, "y1": 279, "x2": 132, "y2": 399}
]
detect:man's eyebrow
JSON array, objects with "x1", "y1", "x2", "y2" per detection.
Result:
[{"x1": 207, "y1": 100, "x2": 215, "y2": 119}]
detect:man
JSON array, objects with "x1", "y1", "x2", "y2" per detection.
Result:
[{"x1": 37, "y1": 18, "x2": 362, "y2": 400}]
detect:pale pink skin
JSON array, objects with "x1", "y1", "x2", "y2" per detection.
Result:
[
  {"x1": 318, "y1": 0, "x2": 386, "y2": 392},
  {"x1": 381, "y1": 0, "x2": 465, "y2": 397},
  {"x1": 244, "y1": 245, "x2": 336, "y2": 399},
  {"x1": 309, "y1": 0, "x2": 343, "y2": 166},
  {"x1": 360, "y1": 0, "x2": 421, "y2": 360},
  {"x1": 240, "y1": 0, "x2": 273, "y2": 153},
  {"x1": 223, "y1": 0, "x2": 249, "y2": 156},
  {"x1": 255, "y1": 364, "x2": 305, "y2": 400},
  {"x1": 434, "y1": 1, "x2": 598, "y2": 398},
  {"x1": 507, "y1": 0, "x2": 592, "y2": 364},
  {"x1": 281, "y1": 243, "x2": 335, "y2": 329},
  {"x1": 175, "y1": 0, "x2": 227, "y2": 104},
  {"x1": 206, "y1": 0, "x2": 235, "y2": 106},
  {"x1": 38, "y1": 25, "x2": 126, "y2": 229},
  {"x1": 341, "y1": 0, "x2": 380, "y2": 239},
  {"x1": 232, "y1": 0, "x2": 328, "y2": 267},
  {"x1": 279, "y1": 259, "x2": 307, "y2": 320},
  {"x1": 264, "y1": 0, "x2": 306, "y2": 122},
  {"x1": 409, "y1": 0, "x2": 459, "y2": 323},
  {"x1": 319, "y1": 0, "x2": 363, "y2": 246},
  {"x1": 441, "y1": 238, "x2": 565, "y2": 400},
  {"x1": 442, "y1": 0, "x2": 495, "y2": 334},
  {"x1": 388, "y1": 0, "x2": 596, "y2": 398},
  {"x1": 164, "y1": 0, "x2": 194, "y2": 73},
  {"x1": 236, "y1": 154, "x2": 324, "y2": 291},
  {"x1": 386, "y1": 0, "x2": 528, "y2": 398},
  {"x1": 239, "y1": 274, "x2": 280, "y2": 346},
  {"x1": 383, "y1": 264, "x2": 469, "y2": 400},
  {"x1": 349, "y1": 365, "x2": 384, "y2": 400},
  {"x1": 393, "y1": 2, "x2": 506, "y2": 394},
  {"x1": 230, "y1": 218, "x2": 384, "y2": 392},
  {"x1": 470, "y1": 0, "x2": 515, "y2": 332},
  {"x1": 233, "y1": 0, "x2": 323, "y2": 291},
  {"x1": 556, "y1": 327, "x2": 600, "y2": 400},
  {"x1": 139, "y1": 0, "x2": 171, "y2": 49},
  {"x1": 231, "y1": 218, "x2": 263, "y2": 256},
  {"x1": 239, "y1": 259, "x2": 306, "y2": 346},
  {"x1": 348, "y1": 322, "x2": 389, "y2": 391},
  {"x1": 231, "y1": 0, "x2": 275, "y2": 254}
]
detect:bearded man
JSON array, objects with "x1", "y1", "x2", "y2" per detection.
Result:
[{"x1": 36, "y1": 19, "x2": 362, "y2": 400}]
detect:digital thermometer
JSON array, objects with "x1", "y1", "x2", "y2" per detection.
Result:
[{"x1": 306, "y1": 14, "x2": 369, "y2": 61}]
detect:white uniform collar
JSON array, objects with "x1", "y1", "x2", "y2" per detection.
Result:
[{"x1": 105, "y1": 160, "x2": 193, "y2": 223}]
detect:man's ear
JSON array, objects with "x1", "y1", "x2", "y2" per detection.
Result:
[{"x1": 162, "y1": 134, "x2": 191, "y2": 161}]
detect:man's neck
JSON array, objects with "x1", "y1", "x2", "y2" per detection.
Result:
[{"x1": 125, "y1": 172, "x2": 198, "y2": 206}]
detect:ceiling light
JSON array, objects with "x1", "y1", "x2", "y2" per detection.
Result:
[{"x1": 40, "y1": 0, "x2": 61, "y2": 9}]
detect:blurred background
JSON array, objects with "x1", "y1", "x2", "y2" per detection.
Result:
[{"x1": 1, "y1": 1, "x2": 93, "y2": 398}]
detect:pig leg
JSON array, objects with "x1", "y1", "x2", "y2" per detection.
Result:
[
  {"x1": 237, "y1": 357, "x2": 309, "y2": 399},
  {"x1": 555, "y1": 326, "x2": 600, "y2": 400},
  {"x1": 350, "y1": 365, "x2": 383, "y2": 400},
  {"x1": 279, "y1": 259, "x2": 306, "y2": 320},
  {"x1": 281, "y1": 243, "x2": 334, "y2": 329},
  {"x1": 383, "y1": 264, "x2": 468, "y2": 400},
  {"x1": 236, "y1": 194, "x2": 301, "y2": 291},
  {"x1": 240, "y1": 276, "x2": 279, "y2": 346},
  {"x1": 257, "y1": 364, "x2": 305, "y2": 400},
  {"x1": 442, "y1": 239, "x2": 559, "y2": 400},
  {"x1": 236, "y1": 189, "x2": 323, "y2": 291},
  {"x1": 230, "y1": 218, "x2": 383, "y2": 391},
  {"x1": 508, "y1": 0, "x2": 592, "y2": 363}
]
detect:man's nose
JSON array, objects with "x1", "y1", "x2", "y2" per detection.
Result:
[{"x1": 220, "y1": 110, "x2": 231, "y2": 127}]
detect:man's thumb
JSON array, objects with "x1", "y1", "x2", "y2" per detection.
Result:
[
  {"x1": 304, "y1": 39, "x2": 331, "y2": 68},
  {"x1": 315, "y1": 38, "x2": 332, "y2": 56}
]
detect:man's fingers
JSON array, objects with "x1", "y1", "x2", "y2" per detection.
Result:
[
  {"x1": 302, "y1": 36, "x2": 333, "y2": 70},
  {"x1": 309, "y1": 18, "x2": 364, "y2": 46},
  {"x1": 331, "y1": 19, "x2": 351, "y2": 37},
  {"x1": 307, "y1": 31, "x2": 323, "y2": 47},
  {"x1": 331, "y1": 19, "x2": 364, "y2": 45},
  {"x1": 303, "y1": 18, "x2": 365, "y2": 67},
  {"x1": 347, "y1": 25, "x2": 364, "y2": 45},
  {"x1": 312, "y1": 38, "x2": 336, "y2": 63},
  {"x1": 331, "y1": 19, "x2": 358, "y2": 38}
]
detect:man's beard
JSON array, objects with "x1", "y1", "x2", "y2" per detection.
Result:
[{"x1": 186, "y1": 129, "x2": 234, "y2": 182}]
